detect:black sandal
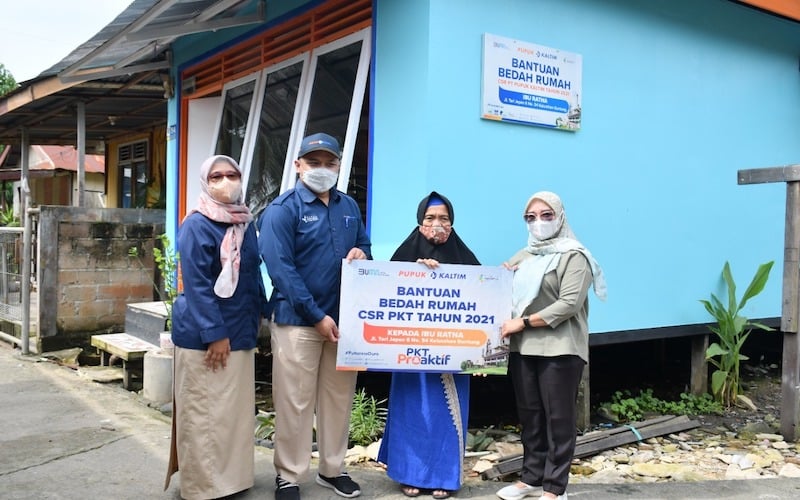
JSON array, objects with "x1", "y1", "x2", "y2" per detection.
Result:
[{"x1": 432, "y1": 490, "x2": 451, "y2": 499}]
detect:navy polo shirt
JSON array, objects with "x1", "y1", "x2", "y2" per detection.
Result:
[
  {"x1": 171, "y1": 213, "x2": 269, "y2": 351},
  {"x1": 259, "y1": 182, "x2": 371, "y2": 326}
]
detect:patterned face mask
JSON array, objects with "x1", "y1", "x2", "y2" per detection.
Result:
[{"x1": 419, "y1": 224, "x2": 452, "y2": 244}]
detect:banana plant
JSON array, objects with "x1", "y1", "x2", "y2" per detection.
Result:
[{"x1": 701, "y1": 260, "x2": 774, "y2": 407}]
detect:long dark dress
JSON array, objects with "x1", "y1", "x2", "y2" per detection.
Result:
[{"x1": 377, "y1": 192, "x2": 480, "y2": 491}]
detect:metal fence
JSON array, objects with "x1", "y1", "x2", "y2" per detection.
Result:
[{"x1": 0, "y1": 227, "x2": 25, "y2": 322}]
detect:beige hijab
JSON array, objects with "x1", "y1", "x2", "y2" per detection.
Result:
[{"x1": 511, "y1": 191, "x2": 606, "y2": 317}]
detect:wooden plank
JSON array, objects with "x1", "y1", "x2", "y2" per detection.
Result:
[
  {"x1": 482, "y1": 415, "x2": 699, "y2": 480},
  {"x1": 738, "y1": 166, "x2": 800, "y2": 185},
  {"x1": 91, "y1": 333, "x2": 158, "y2": 361}
]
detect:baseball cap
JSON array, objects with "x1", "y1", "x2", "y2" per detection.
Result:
[{"x1": 297, "y1": 133, "x2": 341, "y2": 159}]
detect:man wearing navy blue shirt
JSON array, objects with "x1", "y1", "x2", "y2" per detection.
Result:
[{"x1": 259, "y1": 133, "x2": 371, "y2": 500}]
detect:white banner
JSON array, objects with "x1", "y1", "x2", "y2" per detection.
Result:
[{"x1": 337, "y1": 260, "x2": 513, "y2": 373}]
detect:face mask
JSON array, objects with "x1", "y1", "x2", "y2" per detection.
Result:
[
  {"x1": 419, "y1": 224, "x2": 452, "y2": 244},
  {"x1": 528, "y1": 219, "x2": 560, "y2": 241},
  {"x1": 302, "y1": 168, "x2": 338, "y2": 194},
  {"x1": 207, "y1": 177, "x2": 242, "y2": 204}
]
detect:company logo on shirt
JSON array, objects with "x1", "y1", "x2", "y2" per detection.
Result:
[{"x1": 301, "y1": 215, "x2": 319, "y2": 223}]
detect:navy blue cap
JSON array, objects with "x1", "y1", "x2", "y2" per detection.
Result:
[{"x1": 298, "y1": 133, "x2": 341, "y2": 159}]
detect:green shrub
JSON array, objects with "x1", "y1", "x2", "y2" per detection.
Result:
[
  {"x1": 599, "y1": 389, "x2": 723, "y2": 423},
  {"x1": 349, "y1": 388, "x2": 387, "y2": 446}
]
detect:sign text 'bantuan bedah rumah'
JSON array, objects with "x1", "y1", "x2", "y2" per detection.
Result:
[{"x1": 337, "y1": 260, "x2": 512, "y2": 373}]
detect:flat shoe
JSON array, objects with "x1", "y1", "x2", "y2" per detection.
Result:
[
  {"x1": 432, "y1": 490, "x2": 451, "y2": 499},
  {"x1": 496, "y1": 482, "x2": 538, "y2": 500},
  {"x1": 401, "y1": 485, "x2": 421, "y2": 497}
]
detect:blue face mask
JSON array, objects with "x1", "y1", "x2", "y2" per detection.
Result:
[{"x1": 302, "y1": 168, "x2": 338, "y2": 193}]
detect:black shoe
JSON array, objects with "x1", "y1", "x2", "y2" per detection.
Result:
[
  {"x1": 315, "y1": 472, "x2": 361, "y2": 498},
  {"x1": 275, "y1": 475, "x2": 300, "y2": 500}
]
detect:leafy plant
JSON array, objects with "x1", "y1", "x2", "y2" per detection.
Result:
[
  {"x1": 153, "y1": 234, "x2": 179, "y2": 329},
  {"x1": 598, "y1": 389, "x2": 723, "y2": 423},
  {"x1": 255, "y1": 411, "x2": 276, "y2": 441},
  {"x1": 701, "y1": 260, "x2": 774, "y2": 407},
  {"x1": 467, "y1": 425, "x2": 496, "y2": 452},
  {"x1": 348, "y1": 388, "x2": 388, "y2": 446},
  {"x1": 0, "y1": 206, "x2": 19, "y2": 227},
  {"x1": 128, "y1": 233, "x2": 179, "y2": 330}
]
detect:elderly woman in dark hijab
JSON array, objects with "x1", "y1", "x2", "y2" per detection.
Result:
[{"x1": 378, "y1": 191, "x2": 479, "y2": 500}]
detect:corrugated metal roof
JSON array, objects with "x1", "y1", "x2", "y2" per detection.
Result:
[{"x1": 0, "y1": 0, "x2": 260, "y2": 166}]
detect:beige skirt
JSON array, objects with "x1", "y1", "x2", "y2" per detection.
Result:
[{"x1": 165, "y1": 347, "x2": 255, "y2": 500}]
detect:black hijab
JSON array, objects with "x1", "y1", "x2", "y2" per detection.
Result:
[{"x1": 391, "y1": 191, "x2": 480, "y2": 265}]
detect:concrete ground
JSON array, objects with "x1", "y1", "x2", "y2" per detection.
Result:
[{"x1": 1, "y1": 340, "x2": 799, "y2": 499}]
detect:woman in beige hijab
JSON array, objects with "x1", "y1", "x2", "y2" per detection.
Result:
[
  {"x1": 165, "y1": 155, "x2": 269, "y2": 499},
  {"x1": 496, "y1": 191, "x2": 606, "y2": 500}
]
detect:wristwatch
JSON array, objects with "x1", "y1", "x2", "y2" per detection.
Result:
[{"x1": 522, "y1": 316, "x2": 531, "y2": 329}]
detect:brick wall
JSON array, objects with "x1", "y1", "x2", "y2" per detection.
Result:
[{"x1": 37, "y1": 206, "x2": 165, "y2": 352}]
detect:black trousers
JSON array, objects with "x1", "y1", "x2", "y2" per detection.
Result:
[{"x1": 508, "y1": 352, "x2": 585, "y2": 495}]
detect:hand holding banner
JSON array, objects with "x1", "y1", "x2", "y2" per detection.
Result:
[{"x1": 337, "y1": 260, "x2": 513, "y2": 373}]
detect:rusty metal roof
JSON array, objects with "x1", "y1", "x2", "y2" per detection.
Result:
[{"x1": 0, "y1": 0, "x2": 261, "y2": 167}]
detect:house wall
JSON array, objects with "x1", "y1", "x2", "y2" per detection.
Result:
[
  {"x1": 106, "y1": 126, "x2": 168, "y2": 209},
  {"x1": 36, "y1": 206, "x2": 165, "y2": 352},
  {"x1": 30, "y1": 173, "x2": 71, "y2": 206},
  {"x1": 162, "y1": 0, "x2": 800, "y2": 335},
  {"x1": 371, "y1": 0, "x2": 800, "y2": 333}
]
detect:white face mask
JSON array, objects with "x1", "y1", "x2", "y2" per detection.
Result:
[
  {"x1": 528, "y1": 219, "x2": 560, "y2": 241},
  {"x1": 302, "y1": 168, "x2": 339, "y2": 194},
  {"x1": 207, "y1": 177, "x2": 242, "y2": 204}
]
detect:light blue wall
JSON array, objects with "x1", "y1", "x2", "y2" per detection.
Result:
[{"x1": 372, "y1": 0, "x2": 800, "y2": 333}]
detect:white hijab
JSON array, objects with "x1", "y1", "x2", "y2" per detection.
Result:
[{"x1": 511, "y1": 191, "x2": 607, "y2": 317}]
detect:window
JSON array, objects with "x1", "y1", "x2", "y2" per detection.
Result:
[
  {"x1": 244, "y1": 57, "x2": 304, "y2": 218},
  {"x1": 119, "y1": 140, "x2": 149, "y2": 208},
  {"x1": 208, "y1": 28, "x2": 371, "y2": 222},
  {"x1": 214, "y1": 75, "x2": 258, "y2": 165}
]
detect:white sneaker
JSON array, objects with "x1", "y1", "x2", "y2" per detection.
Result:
[
  {"x1": 496, "y1": 482, "x2": 538, "y2": 500},
  {"x1": 538, "y1": 494, "x2": 567, "y2": 500}
]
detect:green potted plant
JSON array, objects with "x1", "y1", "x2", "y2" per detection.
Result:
[
  {"x1": 700, "y1": 260, "x2": 774, "y2": 407},
  {"x1": 128, "y1": 233, "x2": 179, "y2": 332},
  {"x1": 153, "y1": 233, "x2": 179, "y2": 331}
]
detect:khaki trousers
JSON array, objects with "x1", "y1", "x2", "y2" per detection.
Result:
[{"x1": 270, "y1": 322, "x2": 358, "y2": 483}]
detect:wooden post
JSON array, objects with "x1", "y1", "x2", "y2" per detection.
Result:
[
  {"x1": 689, "y1": 334, "x2": 709, "y2": 395},
  {"x1": 577, "y1": 361, "x2": 590, "y2": 432},
  {"x1": 738, "y1": 165, "x2": 800, "y2": 441}
]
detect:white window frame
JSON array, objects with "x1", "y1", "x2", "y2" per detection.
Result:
[
  {"x1": 282, "y1": 26, "x2": 372, "y2": 193},
  {"x1": 239, "y1": 52, "x2": 310, "y2": 196},
  {"x1": 211, "y1": 72, "x2": 263, "y2": 177}
]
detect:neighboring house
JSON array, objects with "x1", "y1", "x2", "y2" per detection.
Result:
[
  {"x1": 0, "y1": 145, "x2": 105, "y2": 212},
  {"x1": 16, "y1": 145, "x2": 104, "y2": 208}
]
